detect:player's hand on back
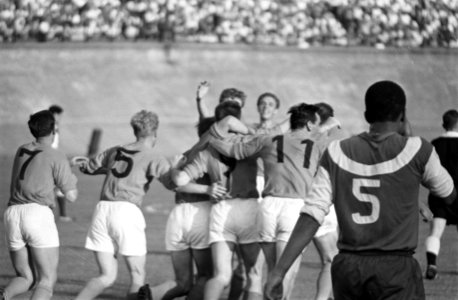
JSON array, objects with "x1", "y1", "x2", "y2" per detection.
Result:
[
  {"x1": 197, "y1": 81, "x2": 210, "y2": 99},
  {"x1": 264, "y1": 271, "x2": 284, "y2": 300},
  {"x1": 207, "y1": 182, "x2": 227, "y2": 202},
  {"x1": 71, "y1": 156, "x2": 89, "y2": 167}
]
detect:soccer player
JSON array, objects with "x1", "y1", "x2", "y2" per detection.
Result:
[
  {"x1": 210, "y1": 103, "x2": 331, "y2": 299},
  {"x1": 424, "y1": 109, "x2": 458, "y2": 280},
  {"x1": 173, "y1": 102, "x2": 263, "y2": 300},
  {"x1": 264, "y1": 80, "x2": 457, "y2": 300},
  {"x1": 73, "y1": 110, "x2": 176, "y2": 300},
  {"x1": 49, "y1": 104, "x2": 73, "y2": 222},
  {"x1": 137, "y1": 110, "x2": 237, "y2": 300},
  {"x1": 2, "y1": 110, "x2": 78, "y2": 300}
]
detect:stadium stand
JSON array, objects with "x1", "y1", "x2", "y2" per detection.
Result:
[{"x1": 0, "y1": 0, "x2": 457, "y2": 47}]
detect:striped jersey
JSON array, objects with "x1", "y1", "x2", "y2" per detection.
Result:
[
  {"x1": 9, "y1": 142, "x2": 77, "y2": 208},
  {"x1": 301, "y1": 132, "x2": 454, "y2": 252},
  {"x1": 82, "y1": 144, "x2": 173, "y2": 207},
  {"x1": 211, "y1": 130, "x2": 326, "y2": 199}
]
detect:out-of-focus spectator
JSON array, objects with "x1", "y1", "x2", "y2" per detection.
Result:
[{"x1": 0, "y1": 0, "x2": 457, "y2": 47}]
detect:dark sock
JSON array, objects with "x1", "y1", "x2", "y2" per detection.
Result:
[{"x1": 426, "y1": 251, "x2": 437, "y2": 266}]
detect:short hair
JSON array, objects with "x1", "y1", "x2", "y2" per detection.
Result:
[
  {"x1": 219, "y1": 88, "x2": 247, "y2": 107},
  {"x1": 214, "y1": 101, "x2": 242, "y2": 121},
  {"x1": 28, "y1": 110, "x2": 55, "y2": 138},
  {"x1": 364, "y1": 81, "x2": 406, "y2": 124},
  {"x1": 257, "y1": 92, "x2": 280, "y2": 109},
  {"x1": 315, "y1": 102, "x2": 334, "y2": 125},
  {"x1": 288, "y1": 103, "x2": 319, "y2": 131},
  {"x1": 442, "y1": 109, "x2": 458, "y2": 131},
  {"x1": 130, "y1": 110, "x2": 159, "y2": 138},
  {"x1": 49, "y1": 105, "x2": 63, "y2": 115},
  {"x1": 197, "y1": 117, "x2": 216, "y2": 137}
]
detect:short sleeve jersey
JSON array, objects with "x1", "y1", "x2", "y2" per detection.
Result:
[
  {"x1": 301, "y1": 132, "x2": 454, "y2": 252},
  {"x1": 83, "y1": 144, "x2": 172, "y2": 207},
  {"x1": 212, "y1": 130, "x2": 324, "y2": 199},
  {"x1": 9, "y1": 142, "x2": 77, "y2": 207}
]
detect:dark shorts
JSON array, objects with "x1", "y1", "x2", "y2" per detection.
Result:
[
  {"x1": 331, "y1": 252, "x2": 425, "y2": 300},
  {"x1": 429, "y1": 195, "x2": 458, "y2": 225}
]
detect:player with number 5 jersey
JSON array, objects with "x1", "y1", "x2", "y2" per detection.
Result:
[
  {"x1": 264, "y1": 81, "x2": 457, "y2": 300},
  {"x1": 74, "y1": 110, "x2": 175, "y2": 300}
]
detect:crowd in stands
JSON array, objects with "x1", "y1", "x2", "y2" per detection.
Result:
[{"x1": 1, "y1": 0, "x2": 457, "y2": 47}]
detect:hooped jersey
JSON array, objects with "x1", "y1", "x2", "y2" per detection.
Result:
[
  {"x1": 301, "y1": 132, "x2": 454, "y2": 252},
  {"x1": 82, "y1": 144, "x2": 173, "y2": 207},
  {"x1": 211, "y1": 130, "x2": 326, "y2": 199},
  {"x1": 9, "y1": 142, "x2": 77, "y2": 208}
]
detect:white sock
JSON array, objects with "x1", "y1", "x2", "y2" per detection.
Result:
[{"x1": 425, "y1": 236, "x2": 440, "y2": 255}]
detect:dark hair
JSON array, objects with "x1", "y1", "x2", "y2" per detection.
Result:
[
  {"x1": 288, "y1": 103, "x2": 319, "y2": 131},
  {"x1": 197, "y1": 117, "x2": 216, "y2": 137},
  {"x1": 315, "y1": 102, "x2": 334, "y2": 125},
  {"x1": 364, "y1": 81, "x2": 406, "y2": 124},
  {"x1": 214, "y1": 101, "x2": 242, "y2": 121},
  {"x1": 49, "y1": 105, "x2": 63, "y2": 114},
  {"x1": 28, "y1": 110, "x2": 55, "y2": 138},
  {"x1": 442, "y1": 109, "x2": 458, "y2": 131},
  {"x1": 219, "y1": 88, "x2": 246, "y2": 107},
  {"x1": 257, "y1": 92, "x2": 280, "y2": 109}
]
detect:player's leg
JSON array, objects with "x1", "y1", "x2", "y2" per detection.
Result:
[
  {"x1": 144, "y1": 249, "x2": 194, "y2": 300},
  {"x1": 228, "y1": 245, "x2": 246, "y2": 300},
  {"x1": 238, "y1": 243, "x2": 263, "y2": 300},
  {"x1": 204, "y1": 241, "x2": 236, "y2": 300},
  {"x1": 75, "y1": 251, "x2": 118, "y2": 300},
  {"x1": 261, "y1": 242, "x2": 276, "y2": 271},
  {"x1": 425, "y1": 217, "x2": 447, "y2": 279},
  {"x1": 124, "y1": 254, "x2": 146, "y2": 300},
  {"x1": 188, "y1": 248, "x2": 213, "y2": 300},
  {"x1": 3, "y1": 247, "x2": 35, "y2": 299},
  {"x1": 29, "y1": 246, "x2": 59, "y2": 300},
  {"x1": 312, "y1": 230, "x2": 338, "y2": 300}
]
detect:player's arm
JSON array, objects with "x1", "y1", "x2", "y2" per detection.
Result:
[
  {"x1": 54, "y1": 154, "x2": 79, "y2": 203},
  {"x1": 216, "y1": 115, "x2": 253, "y2": 135},
  {"x1": 422, "y1": 145, "x2": 456, "y2": 205},
  {"x1": 265, "y1": 161, "x2": 334, "y2": 299},
  {"x1": 196, "y1": 81, "x2": 211, "y2": 120},
  {"x1": 210, "y1": 135, "x2": 264, "y2": 160},
  {"x1": 176, "y1": 182, "x2": 227, "y2": 200},
  {"x1": 264, "y1": 214, "x2": 320, "y2": 299},
  {"x1": 77, "y1": 147, "x2": 115, "y2": 175},
  {"x1": 172, "y1": 151, "x2": 208, "y2": 187}
]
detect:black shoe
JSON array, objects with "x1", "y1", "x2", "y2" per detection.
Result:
[
  {"x1": 425, "y1": 264, "x2": 438, "y2": 280},
  {"x1": 137, "y1": 284, "x2": 152, "y2": 300}
]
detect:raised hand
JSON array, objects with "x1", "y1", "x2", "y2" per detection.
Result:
[{"x1": 197, "y1": 81, "x2": 210, "y2": 99}]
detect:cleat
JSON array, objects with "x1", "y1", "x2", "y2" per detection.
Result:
[
  {"x1": 137, "y1": 284, "x2": 152, "y2": 300},
  {"x1": 425, "y1": 265, "x2": 438, "y2": 280}
]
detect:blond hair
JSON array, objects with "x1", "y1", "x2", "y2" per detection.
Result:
[{"x1": 130, "y1": 110, "x2": 159, "y2": 138}]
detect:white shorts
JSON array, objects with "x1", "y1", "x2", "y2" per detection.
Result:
[
  {"x1": 165, "y1": 201, "x2": 212, "y2": 251},
  {"x1": 85, "y1": 201, "x2": 146, "y2": 256},
  {"x1": 259, "y1": 196, "x2": 304, "y2": 243},
  {"x1": 315, "y1": 205, "x2": 338, "y2": 238},
  {"x1": 4, "y1": 203, "x2": 59, "y2": 251},
  {"x1": 209, "y1": 198, "x2": 260, "y2": 244}
]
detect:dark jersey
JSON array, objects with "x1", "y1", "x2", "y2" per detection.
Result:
[{"x1": 302, "y1": 133, "x2": 454, "y2": 252}]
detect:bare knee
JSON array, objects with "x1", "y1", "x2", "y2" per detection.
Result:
[
  {"x1": 213, "y1": 271, "x2": 232, "y2": 287},
  {"x1": 98, "y1": 271, "x2": 118, "y2": 288}
]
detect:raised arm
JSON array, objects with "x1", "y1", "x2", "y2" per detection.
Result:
[
  {"x1": 196, "y1": 81, "x2": 212, "y2": 120},
  {"x1": 216, "y1": 115, "x2": 252, "y2": 135}
]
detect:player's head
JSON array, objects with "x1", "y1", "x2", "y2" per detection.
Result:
[
  {"x1": 197, "y1": 117, "x2": 216, "y2": 137},
  {"x1": 364, "y1": 81, "x2": 406, "y2": 124},
  {"x1": 257, "y1": 92, "x2": 280, "y2": 121},
  {"x1": 219, "y1": 88, "x2": 246, "y2": 107},
  {"x1": 28, "y1": 110, "x2": 55, "y2": 139},
  {"x1": 442, "y1": 109, "x2": 458, "y2": 131},
  {"x1": 215, "y1": 101, "x2": 242, "y2": 121},
  {"x1": 130, "y1": 110, "x2": 159, "y2": 139},
  {"x1": 315, "y1": 102, "x2": 334, "y2": 125},
  {"x1": 288, "y1": 103, "x2": 320, "y2": 131},
  {"x1": 49, "y1": 104, "x2": 63, "y2": 123}
]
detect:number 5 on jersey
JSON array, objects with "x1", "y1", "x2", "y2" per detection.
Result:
[
  {"x1": 112, "y1": 148, "x2": 139, "y2": 178},
  {"x1": 352, "y1": 178, "x2": 380, "y2": 224}
]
